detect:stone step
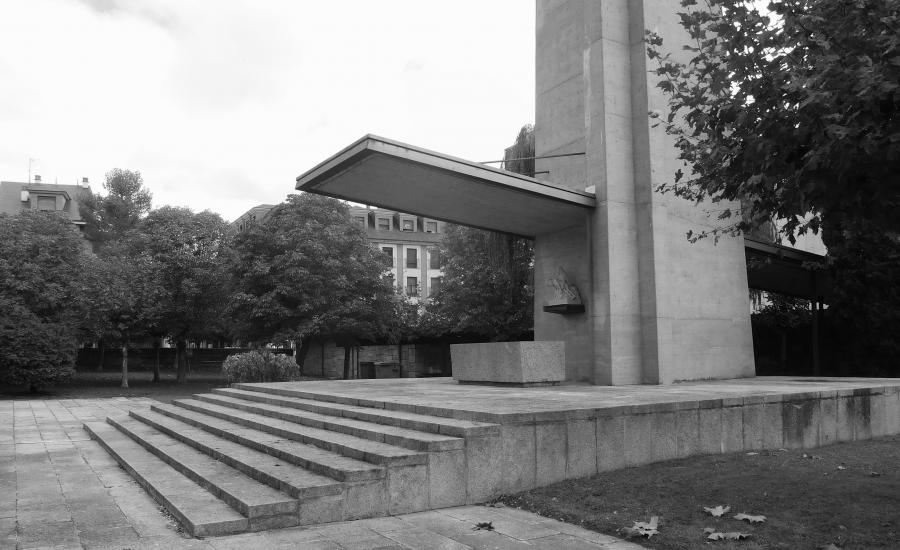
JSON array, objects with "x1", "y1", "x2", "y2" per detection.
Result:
[
  {"x1": 215, "y1": 387, "x2": 499, "y2": 438},
  {"x1": 107, "y1": 416, "x2": 299, "y2": 526},
  {"x1": 83, "y1": 421, "x2": 249, "y2": 537},
  {"x1": 194, "y1": 392, "x2": 463, "y2": 452},
  {"x1": 150, "y1": 402, "x2": 385, "y2": 483},
  {"x1": 170, "y1": 398, "x2": 427, "y2": 467},
  {"x1": 128, "y1": 409, "x2": 344, "y2": 501}
]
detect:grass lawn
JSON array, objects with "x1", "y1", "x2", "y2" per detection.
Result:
[
  {"x1": 498, "y1": 436, "x2": 900, "y2": 550},
  {"x1": 0, "y1": 367, "x2": 323, "y2": 403}
]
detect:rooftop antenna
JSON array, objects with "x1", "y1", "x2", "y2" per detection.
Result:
[{"x1": 28, "y1": 157, "x2": 36, "y2": 183}]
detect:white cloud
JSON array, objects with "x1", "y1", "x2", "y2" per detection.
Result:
[{"x1": 0, "y1": 0, "x2": 534, "y2": 220}]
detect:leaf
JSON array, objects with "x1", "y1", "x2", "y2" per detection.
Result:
[
  {"x1": 472, "y1": 521, "x2": 494, "y2": 531},
  {"x1": 707, "y1": 531, "x2": 752, "y2": 541},
  {"x1": 734, "y1": 513, "x2": 766, "y2": 523},
  {"x1": 622, "y1": 516, "x2": 659, "y2": 538},
  {"x1": 703, "y1": 505, "x2": 731, "y2": 517},
  {"x1": 817, "y1": 545, "x2": 843, "y2": 550}
]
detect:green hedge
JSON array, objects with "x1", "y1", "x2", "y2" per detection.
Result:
[{"x1": 221, "y1": 349, "x2": 301, "y2": 383}]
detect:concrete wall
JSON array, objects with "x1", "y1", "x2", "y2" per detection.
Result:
[
  {"x1": 484, "y1": 386, "x2": 900, "y2": 496},
  {"x1": 534, "y1": 0, "x2": 755, "y2": 384},
  {"x1": 533, "y1": 224, "x2": 593, "y2": 382}
]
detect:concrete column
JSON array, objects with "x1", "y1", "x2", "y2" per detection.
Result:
[{"x1": 535, "y1": 0, "x2": 755, "y2": 384}]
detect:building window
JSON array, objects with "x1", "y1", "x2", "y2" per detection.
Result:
[
  {"x1": 37, "y1": 196, "x2": 56, "y2": 211},
  {"x1": 353, "y1": 216, "x2": 366, "y2": 227},
  {"x1": 377, "y1": 218, "x2": 391, "y2": 231},
  {"x1": 381, "y1": 246, "x2": 394, "y2": 266},
  {"x1": 425, "y1": 221, "x2": 437, "y2": 233},
  {"x1": 428, "y1": 248, "x2": 441, "y2": 269},
  {"x1": 406, "y1": 248, "x2": 417, "y2": 268},
  {"x1": 430, "y1": 277, "x2": 442, "y2": 295},
  {"x1": 401, "y1": 219, "x2": 415, "y2": 232},
  {"x1": 406, "y1": 277, "x2": 418, "y2": 296}
]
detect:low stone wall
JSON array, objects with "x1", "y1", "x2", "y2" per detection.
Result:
[
  {"x1": 484, "y1": 386, "x2": 900, "y2": 495},
  {"x1": 303, "y1": 341, "x2": 450, "y2": 379}
]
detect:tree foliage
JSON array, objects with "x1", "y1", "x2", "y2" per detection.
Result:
[
  {"x1": 646, "y1": 0, "x2": 900, "y2": 242},
  {"x1": 649, "y1": 0, "x2": 900, "y2": 373},
  {"x1": 421, "y1": 225, "x2": 534, "y2": 341},
  {"x1": 91, "y1": 245, "x2": 165, "y2": 387},
  {"x1": 79, "y1": 168, "x2": 153, "y2": 249},
  {"x1": 227, "y1": 194, "x2": 400, "y2": 370},
  {"x1": 0, "y1": 211, "x2": 88, "y2": 390},
  {"x1": 137, "y1": 206, "x2": 231, "y2": 382},
  {"x1": 421, "y1": 124, "x2": 535, "y2": 342},
  {"x1": 822, "y1": 218, "x2": 900, "y2": 372}
]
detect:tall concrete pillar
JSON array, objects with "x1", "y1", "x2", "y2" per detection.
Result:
[{"x1": 534, "y1": 0, "x2": 755, "y2": 384}]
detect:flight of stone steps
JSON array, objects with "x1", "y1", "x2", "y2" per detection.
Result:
[{"x1": 83, "y1": 384, "x2": 501, "y2": 537}]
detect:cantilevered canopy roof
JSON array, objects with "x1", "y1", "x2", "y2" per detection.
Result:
[
  {"x1": 745, "y1": 238, "x2": 831, "y2": 300},
  {"x1": 295, "y1": 135, "x2": 595, "y2": 238}
]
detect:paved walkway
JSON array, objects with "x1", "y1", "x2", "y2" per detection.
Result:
[{"x1": 0, "y1": 398, "x2": 648, "y2": 549}]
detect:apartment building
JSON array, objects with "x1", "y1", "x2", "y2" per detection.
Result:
[
  {"x1": 231, "y1": 203, "x2": 276, "y2": 232},
  {"x1": 0, "y1": 176, "x2": 93, "y2": 246},
  {"x1": 348, "y1": 206, "x2": 445, "y2": 301}
]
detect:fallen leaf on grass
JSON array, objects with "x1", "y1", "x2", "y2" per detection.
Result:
[
  {"x1": 703, "y1": 505, "x2": 731, "y2": 517},
  {"x1": 870, "y1": 471, "x2": 883, "y2": 477},
  {"x1": 817, "y1": 545, "x2": 843, "y2": 550},
  {"x1": 734, "y1": 513, "x2": 766, "y2": 523},
  {"x1": 837, "y1": 465, "x2": 846, "y2": 471},
  {"x1": 746, "y1": 452, "x2": 758, "y2": 455},
  {"x1": 473, "y1": 521, "x2": 494, "y2": 531},
  {"x1": 704, "y1": 527, "x2": 751, "y2": 541},
  {"x1": 622, "y1": 516, "x2": 659, "y2": 538},
  {"x1": 802, "y1": 453, "x2": 822, "y2": 460}
]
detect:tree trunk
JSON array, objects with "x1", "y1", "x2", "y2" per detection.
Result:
[
  {"x1": 778, "y1": 330, "x2": 787, "y2": 373},
  {"x1": 342, "y1": 346, "x2": 351, "y2": 380},
  {"x1": 121, "y1": 341, "x2": 129, "y2": 389},
  {"x1": 295, "y1": 338, "x2": 312, "y2": 374},
  {"x1": 176, "y1": 340, "x2": 188, "y2": 383},
  {"x1": 98, "y1": 339, "x2": 105, "y2": 371},
  {"x1": 153, "y1": 339, "x2": 161, "y2": 383}
]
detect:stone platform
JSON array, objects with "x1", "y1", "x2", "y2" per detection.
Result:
[{"x1": 83, "y1": 376, "x2": 900, "y2": 537}]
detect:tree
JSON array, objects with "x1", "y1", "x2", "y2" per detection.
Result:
[
  {"x1": 646, "y1": 0, "x2": 900, "y2": 242},
  {"x1": 80, "y1": 168, "x2": 153, "y2": 248},
  {"x1": 420, "y1": 225, "x2": 534, "y2": 341},
  {"x1": 227, "y1": 193, "x2": 400, "y2": 377},
  {"x1": 91, "y1": 247, "x2": 164, "y2": 388},
  {"x1": 0, "y1": 211, "x2": 89, "y2": 391},
  {"x1": 421, "y1": 125, "x2": 535, "y2": 341},
  {"x1": 78, "y1": 167, "x2": 153, "y2": 371},
  {"x1": 648, "y1": 0, "x2": 900, "y2": 373},
  {"x1": 137, "y1": 207, "x2": 231, "y2": 383}
]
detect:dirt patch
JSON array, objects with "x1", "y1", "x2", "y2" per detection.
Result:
[{"x1": 498, "y1": 436, "x2": 900, "y2": 550}]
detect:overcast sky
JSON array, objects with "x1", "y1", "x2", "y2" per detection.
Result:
[{"x1": 0, "y1": 0, "x2": 535, "y2": 221}]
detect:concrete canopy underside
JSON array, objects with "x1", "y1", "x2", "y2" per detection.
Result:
[
  {"x1": 745, "y1": 238, "x2": 831, "y2": 300},
  {"x1": 295, "y1": 135, "x2": 595, "y2": 238}
]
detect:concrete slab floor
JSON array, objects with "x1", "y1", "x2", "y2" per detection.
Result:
[
  {"x1": 0, "y1": 397, "x2": 647, "y2": 549},
  {"x1": 238, "y1": 376, "x2": 900, "y2": 422}
]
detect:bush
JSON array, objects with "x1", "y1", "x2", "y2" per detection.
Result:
[
  {"x1": 0, "y1": 298, "x2": 77, "y2": 392},
  {"x1": 221, "y1": 350, "x2": 300, "y2": 383}
]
